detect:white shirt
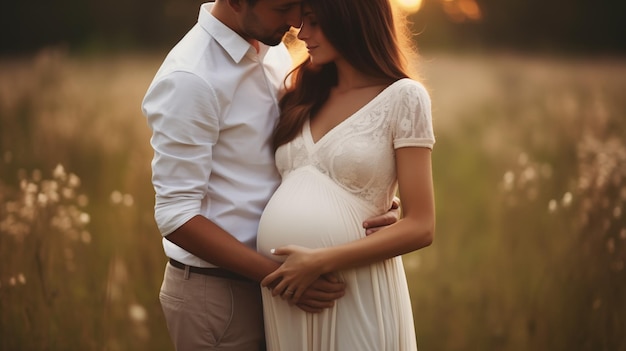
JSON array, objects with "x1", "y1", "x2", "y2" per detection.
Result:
[{"x1": 141, "y1": 3, "x2": 292, "y2": 267}]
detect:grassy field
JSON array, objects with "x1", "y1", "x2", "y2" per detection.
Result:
[{"x1": 1, "y1": 49, "x2": 625, "y2": 350}]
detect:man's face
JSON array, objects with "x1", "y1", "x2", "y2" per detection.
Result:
[{"x1": 240, "y1": 0, "x2": 302, "y2": 46}]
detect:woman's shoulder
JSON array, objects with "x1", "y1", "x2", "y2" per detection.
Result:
[
  {"x1": 387, "y1": 78, "x2": 431, "y2": 102},
  {"x1": 391, "y1": 78, "x2": 428, "y2": 93}
]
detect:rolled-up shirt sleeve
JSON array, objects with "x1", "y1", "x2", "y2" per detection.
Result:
[{"x1": 142, "y1": 71, "x2": 220, "y2": 236}]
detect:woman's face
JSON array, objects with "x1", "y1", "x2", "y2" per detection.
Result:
[{"x1": 297, "y1": 5, "x2": 340, "y2": 65}]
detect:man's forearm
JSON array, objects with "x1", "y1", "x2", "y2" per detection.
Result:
[
  {"x1": 166, "y1": 215, "x2": 345, "y2": 313},
  {"x1": 165, "y1": 215, "x2": 280, "y2": 282}
]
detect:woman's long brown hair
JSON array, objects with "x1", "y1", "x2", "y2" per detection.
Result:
[{"x1": 272, "y1": 0, "x2": 419, "y2": 150}]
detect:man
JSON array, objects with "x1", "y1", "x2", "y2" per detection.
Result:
[{"x1": 142, "y1": 1, "x2": 398, "y2": 350}]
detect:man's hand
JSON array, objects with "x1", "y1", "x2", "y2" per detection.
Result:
[
  {"x1": 295, "y1": 274, "x2": 345, "y2": 313},
  {"x1": 362, "y1": 196, "x2": 401, "y2": 235}
]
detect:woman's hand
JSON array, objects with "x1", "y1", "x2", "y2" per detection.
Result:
[{"x1": 261, "y1": 245, "x2": 329, "y2": 303}]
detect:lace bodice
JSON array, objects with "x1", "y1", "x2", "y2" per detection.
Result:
[{"x1": 274, "y1": 78, "x2": 435, "y2": 213}]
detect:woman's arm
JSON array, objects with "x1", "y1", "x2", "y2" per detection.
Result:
[{"x1": 262, "y1": 146, "x2": 435, "y2": 302}]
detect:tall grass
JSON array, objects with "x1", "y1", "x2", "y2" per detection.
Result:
[
  {"x1": 0, "y1": 49, "x2": 168, "y2": 350},
  {"x1": 1, "y1": 49, "x2": 625, "y2": 350},
  {"x1": 409, "y1": 54, "x2": 626, "y2": 351}
]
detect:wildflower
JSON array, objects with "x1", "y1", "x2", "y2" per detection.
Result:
[
  {"x1": 561, "y1": 192, "x2": 573, "y2": 207},
  {"x1": 68, "y1": 173, "x2": 81, "y2": 188},
  {"x1": 37, "y1": 193, "x2": 48, "y2": 206},
  {"x1": 122, "y1": 194, "x2": 134, "y2": 207},
  {"x1": 25, "y1": 182, "x2": 38, "y2": 195},
  {"x1": 45, "y1": 183, "x2": 60, "y2": 203},
  {"x1": 62, "y1": 187, "x2": 74, "y2": 200},
  {"x1": 522, "y1": 166, "x2": 536, "y2": 182},
  {"x1": 77, "y1": 194, "x2": 89, "y2": 207},
  {"x1": 503, "y1": 171, "x2": 515, "y2": 191},
  {"x1": 110, "y1": 191, "x2": 123, "y2": 204},
  {"x1": 129, "y1": 303, "x2": 148, "y2": 323},
  {"x1": 548, "y1": 199, "x2": 558, "y2": 213},
  {"x1": 53, "y1": 164, "x2": 66, "y2": 180},
  {"x1": 79, "y1": 212, "x2": 90, "y2": 225}
]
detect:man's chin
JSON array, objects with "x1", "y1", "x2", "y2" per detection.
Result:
[
  {"x1": 259, "y1": 32, "x2": 289, "y2": 47},
  {"x1": 260, "y1": 38, "x2": 284, "y2": 47}
]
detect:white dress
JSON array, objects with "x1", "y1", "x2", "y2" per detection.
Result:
[{"x1": 257, "y1": 78, "x2": 435, "y2": 351}]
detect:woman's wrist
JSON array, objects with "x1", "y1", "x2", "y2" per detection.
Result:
[{"x1": 317, "y1": 247, "x2": 338, "y2": 274}]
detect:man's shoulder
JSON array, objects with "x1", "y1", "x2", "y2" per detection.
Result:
[
  {"x1": 162, "y1": 25, "x2": 214, "y2": 71},
  {"x1": 150, "y1": 31, "x2": 225, "y2": 90}
]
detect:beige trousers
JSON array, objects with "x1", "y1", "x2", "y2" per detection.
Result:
[{"x1": 159, "y1": 262, "x2": 266, "y2": 351}]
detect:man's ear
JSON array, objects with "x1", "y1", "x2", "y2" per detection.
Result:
[{"x1": 227, "y1": 0, "x2": 245, "y2": 12}]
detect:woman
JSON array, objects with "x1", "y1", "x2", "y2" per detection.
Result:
[{"x1": 256, "y1": 0, "x2": 435, "y2": 349}]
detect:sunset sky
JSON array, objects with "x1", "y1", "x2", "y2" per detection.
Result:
[{"x1": 393, "y1": 0, "x2": 482, "y2": 22}]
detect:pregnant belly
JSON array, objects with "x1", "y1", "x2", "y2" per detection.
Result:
[{"x1": 257, "y1": 169, "x2": 369, "y2": 260}]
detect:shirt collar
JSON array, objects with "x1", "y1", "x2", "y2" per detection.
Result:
[{"x1": 198, "y1": 2, "x2": 269, "y2": 63}]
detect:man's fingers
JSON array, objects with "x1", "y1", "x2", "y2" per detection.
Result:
[
  {"x1": 362, "y1": 210, "x2": 397, "y2": 229},
  {"x1": 302, "y1": 286, "x2": 345, "y2": 301},
  {"x1": 391, "y1": 196, "x2": 401, "y2": 209},
  {"x1": 296, "y1": 303, "x2": 324, "y2": 313}
]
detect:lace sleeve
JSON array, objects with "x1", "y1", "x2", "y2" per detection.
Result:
[{"x1": 391, "y1": 80, "x2": 435, "y2": 149}]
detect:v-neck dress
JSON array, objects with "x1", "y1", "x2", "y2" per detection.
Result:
[{"x1": 257, "y1": 78, "x2": 435, "y2": 351}]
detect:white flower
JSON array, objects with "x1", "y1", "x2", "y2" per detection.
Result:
[
  {"x1": 110, "y1": 191, "x2": 123, "y2": 204},
  {"x1": 548, "y1": 199, "x2": 558, "y2": 213},
  {"x1": 68, "y1": 173, "x2": 81, "y2": 188},
  {"x1": 53, "y1": 164, "x2": 66, "y2": 179},
  {"x1": 122, "y1": 194, "x2": 134, "y2": 207},
  {"x1": 561, "y1": 192, "x2": 573, "y2": 207},
  {"x1": 129, "y1": 304, "x2": 147, "y2": 322},
  {"x1": 79, "y1": 212, "x2": 90, "y2": 224},
  {"x1": 503, "y1": 171, "x2": 515, "y2": 191}
]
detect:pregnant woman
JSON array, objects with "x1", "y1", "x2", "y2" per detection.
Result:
[{"x1": 257, "y1": 0, "x2": 436, "y2": 350}]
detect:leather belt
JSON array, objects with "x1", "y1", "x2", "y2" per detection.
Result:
[{"x1": 169, "y1": 258, "x2": 252, "y2": 282}]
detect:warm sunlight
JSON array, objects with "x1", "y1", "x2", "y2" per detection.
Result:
[
  {"x1": 393, "y1": 0, "x2": 424, "y2": 13},
  {"x1": 442, "y1": 0, "x2": 482, "y2": 22},
  {"x1": 391, "y1": 0, "x2": 482, "y2": 20}
]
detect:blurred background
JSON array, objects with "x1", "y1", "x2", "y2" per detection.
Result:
[{"x1": 1, "y1": 0, "x2": 625, "y2": 350}]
